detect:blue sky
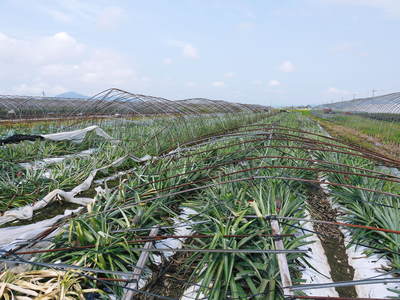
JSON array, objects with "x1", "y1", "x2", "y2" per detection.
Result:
[{"x1": 0, "y1": 0, "x2": 399, "y2": 106}]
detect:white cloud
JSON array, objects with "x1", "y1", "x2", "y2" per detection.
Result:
[
  {"x1": 327, "y1": 87, "x2": 352, "y2": 95},
  {"x1": 9, "y1": 83, "x2": 67, "y2": 96},
  {"x1": 186, "y1": 81, "x2": 197, "y2": 87},
  {"x1": 40, "y1": 2, "x2": 126, "y2": 29},
  {"x1": 140, "y1": 76, "x2": 151, "y2": 82},
  {"x1": 333, "y1": 42, "x2": 355, "y2": 53},
  {"x1": 279, "y1": 60, "x2": 295, "y2": 73},
  {"x1": 224, "y1": 72, "x2": 235, "y2": 78},
  {"x1": 245, "y1": 11, "x2": 256, "y2": 19},
  {"x1": 39, "y1": 1, "x2": 92, "y2": 22},
  {"x1": 169, "y1": 40, "x2": 199, "y2": 59},
  {"x1": 269, "y1": 80, "x2": 281, "y2": 87},
  {"x1": 182, "y1": 44, "x2": 199, "y2": 59},
  {"x1": 212, "y1": 81, "x2": 225, "y2": 87},
  {"x1": 97, "y1": 6, "x2": 125, "y2": 30},
  {"x1": 238, "y1": 22, "x2": 255, "y2": 31},
  {"x1": 163, "y1": 57, "x2": 173, "y2": 65},
  {"x1": 0, "y1": 32, "x2": 141, "y2": 96},
  {"x1": 45, "y1": 9, "x2": 72, "y2": 23},
  {"x1": 0, "y1": 32, "x2": 85, "y2": 65},
  {"x1": 323, "y1": 0, "x2": 400, "y2": 18},
  {"x1": 53, "y1": 0, "x2": 97, "y2": 20},
  {"x1": 77, "y1": 50, "x2": 136, "y2": 86},
  {"x1": 332, "y1": 42, "x2": 368, "y2": 57},
  {"x1": 252, "y1": 80, "x2": 263, "y2": 85}
]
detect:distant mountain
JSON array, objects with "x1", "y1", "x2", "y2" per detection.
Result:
[{"x1": 55, "y1": 91, "x2": 88, "y2": 99}]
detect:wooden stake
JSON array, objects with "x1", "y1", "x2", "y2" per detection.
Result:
[
  {"x1": 270, "y1": 210, "x2": 293, "y2": 296},
  {"x1": 122, "y1": 226, "x2": 160, "y2": 300}
]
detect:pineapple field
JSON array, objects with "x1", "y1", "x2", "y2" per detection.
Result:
[{"x1": 1, "y1": 95, "x2": 400, "y2": 299}]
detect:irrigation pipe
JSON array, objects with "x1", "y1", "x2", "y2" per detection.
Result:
[
  {"x1": 203, "y1": 134, "x2": 371, "y2": 158},
  {"x1": 142, "y1": 112, "x2": 269, "y2": 156},
  {"x1": 70, "y1": 173, "x2": 400, "y2": 223},
  {"x1": 234, "y1": 124, "x2": 398, "y2": 163},
  {"x1": 247, "y1": 215, "x2": 400, "y2": 235},
  {"x1": 285, "y1": 296, "x2": 394, "y2": 300},
  {"x1": 113, "y1": 220, "x2": 210, "y2": 233},
  {"x1": 279, "y1": 220, "x2": 400, "y2": 256},
  {"x1": 253, "y1": 175, "x2": 400, "y2": 198},
  {"x1": 13, "y1": 234, "x2": 294, "y2": 256},
  {"x1": 88, "y1": 248, "x2": 307, "y2": 254},
  {"x1": 0, "y1": 257, "x2": 137, "y2": 277},
  {"x1": 175, "y1": 124, "x2": 399, "y2": 165},
  {"x1": 239, "y1": 122, "x2": 398, "y2": 159},
  {"x1": 14, "y1": 169, "x2": 376, "y2": 260},
  {"x1": 160, "y1": 113, "x2": 274, "y2": 153},
  {"x1": 57, "y1": 270, "x2": 179, "y2": 300},
  {"x1": 160, "y1": 148, "x2": 400, "y2": 180},
  {"x1": 137, "y1": 170, "x2": 400, "y2": 200},
  {"x1": 287, "y1": 277, "x2": 400, "y2": 291},
  {"x1": 168, "y1": 138, "x2": 393, "y2": 166},
  {"x1": 133, "y1": 162, "x2": 400, "y2": 195},
  {"x1": 206, "y1": 123, "x2": 398, "y2": 164},
  {"x1": 5, "y1": 220, "x2": 211, "y2": 253}
]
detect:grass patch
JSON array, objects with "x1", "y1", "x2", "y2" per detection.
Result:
[{"x1": 313, "y1": 113, "x2": 400, "y2": 145}]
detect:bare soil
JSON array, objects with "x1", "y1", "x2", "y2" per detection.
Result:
[
  {"x1": 306, "y1": 184, "x2": 357, "y2": 297},
  {"x1": 138, "y1": 252, "x2": 196, "y2": 300}
]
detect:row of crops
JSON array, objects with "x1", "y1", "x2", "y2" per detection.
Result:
[
  {"x1": 1, "y1": 111, "x2": 400, "y2": 299},
  {"x1": 0, "y1": 88, "x2": 268, "y2": 119},
  {"x1": 0, "y1": 112, "x2": 268, "y2": 212}
]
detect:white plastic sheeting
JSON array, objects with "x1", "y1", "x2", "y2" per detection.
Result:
[
  {"x1": 330, "y1": 165, "x2": 400, "y2": 297},
  {"x1": 153, "y1": 207, "x2": 197, "y2": 264},
  {"x1": 299, "y1": 211, "x2": 338, "y2": 297},
  {"x1": 378, "y1": 165, "x2": 400, "y2": 177},
  {"x1": 19, "y1": 148, "x2": 97, "y2": 170},
  {"x1": 319, "y1": 179, "x2": 399, "y2": 297},
  {"x1": 94, "y1": 168, "x2": 137, "y2": 184},
  {"x1": 181, "y1": 279, "x2": 206, "y2": 300},
  {"x1": 0, "y1": 156, "x2": 134, "y2": 226},
  {"x1": 159, "y1": 207, "x2": 207, "y2": 300},
  {"x1": 300, "y1": 144, "x2": 338, "y2": 296},
  {"x1": 341, "y1": 229, "x2": 400, "y2": 297},
  {"x1": 320, "y1": 125, "x2": 399, "y2": 296},
  {"x1": 319, "y1": 165, "x2": 399, "y2": 297},
  {"x1": 2, "y1": 133, "x2": 153, "y2": 225},
  {"x1": 0, "y1": 207, "x2": 83, "y2": 252},
  {"x1": 41, "y1": 125, "x2": 119, "y2": 144}
]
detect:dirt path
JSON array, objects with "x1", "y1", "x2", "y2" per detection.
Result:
[
  {"x1": 316, "y1": 118, "x2": 400, "y2": 162},
  {"x1": 306, "y1": 184, "x2": 357, "y2": 297},
  {"x1": 300, "y1": 119, "x2": 357, "y2": 297}
]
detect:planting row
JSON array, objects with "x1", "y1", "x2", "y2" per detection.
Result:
[
  {"x1": 1, "y1": 112, "x2": 400, "y2": 299},
  {"x1": 0, "y1": 112, "x2": 271, "y2": 213}
]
